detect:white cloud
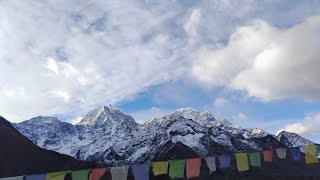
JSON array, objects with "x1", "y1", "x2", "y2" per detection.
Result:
[
  {"x1": 45, "y1": 58, "x2": 59, "y2": 74},
  {"x1": 233, "y1": 16, "x2": 320, "y2": 101},
  {"x1": 0, "y1": 0, "x2": 190, "y2": 122},
  {"x1": 52, "y1": 90, "x2": 71, "y2": 102},
  {"x1": 0, "y1": 0, "x2": 319, "y2": 122},
  {"x1": 193, "y1": 16, "x2": 320, "y2": 101},
  {"x1": 213, "y1": 97, "x2": 229, "y2": 108},
  {"x1": 192, "y1": 20, "x2": 279, "y2": 87},
  {"x1": 184, "y1": 9, "x2": 201, "y2": 37},
  {"x1": 278, "y1": 123, "x2": 307, "y2": 135},
  {"x1": 233, "y1": 112, "x2": 248, "y2": 121}
]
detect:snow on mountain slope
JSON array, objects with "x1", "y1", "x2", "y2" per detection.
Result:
[
  {"x1": 13, "y1": 116, "x2": 78, "y2": 155},
  {"x1": 13, "y1": 107, "x2": 315, "y2": 166},
  {"x1": 276, "y1": 131, "x2": 314, "y2": 147}
]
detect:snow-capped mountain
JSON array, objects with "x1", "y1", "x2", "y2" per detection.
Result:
[
  {"x1": 13, "y1": 107, "x2": 314, "y2": 166},
  {"x1": 276, "y1": 131, "x2": 314, "y2": 147}
]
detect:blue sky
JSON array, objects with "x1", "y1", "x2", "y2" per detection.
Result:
[{"x1": 0, "y1": 0, "x2": 320, "y2": 142}]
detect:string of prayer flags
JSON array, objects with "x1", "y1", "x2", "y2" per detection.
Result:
[
  {"x1": 169, "y1": 160, "x2": 185, "y2": 179},
  {"x1": 186, "y1": 158, "x2": 201, "y2": 179},
  {"x1": 219, "y1": 155, "x2": 231, "y2": 168},
  {"x1": 290, "y1": 147, "x2": 301, "y2": 161},
  {"x1": 71, "y1": 169, "x2": 89, "y2": 180},
  {"x1": 303, "y1": 145, "x2": 318, "y2": 164},
  {"x1": 26, "y1": 174, "x2": 46, "y2": 180},
  {"x1": 4, "y1": 144, "x2": 320, "y2": 180},
  {"x1": 110, "y1": 166, "x2": 129, "y2": 180},
  {"x1": 263, "y1": 150, "x2": 273, "y2": 162},
  {"x1": 151, "y1": 161, "x2": 168, "y2": 176},
  {"x1": 235, "y1": 153, "x2": 249, "y2": 172},
  {"x1": 204, "y1": 156, "x2": 216, "y2": 173},
  {"x1": 132, "y1": 164, "x2": 150, "y2": 180},
  {"x1": 46, "y1": 172, "x2": 67, "y2": 180},
  {"x1": 248, "y1": 152, "x2": 261, "y2": 167},
  {"x1": 276, "y1": 148, "x2": 287, "y2": 159},
  {"x1": 89, "y1": 168, "x2": 107, "y2": 180},
  {"x1": 0, "y1": 176, "x2": 24, "y2": 180}
]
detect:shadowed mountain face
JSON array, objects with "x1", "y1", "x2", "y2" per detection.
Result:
[{"x1": 0, "y1": 116, "x2": 96, "y2": 178}]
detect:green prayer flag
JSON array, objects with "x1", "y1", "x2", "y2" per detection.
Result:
[
  {"x1": 71, "y1": 169, "x2": 89, "y2": 180},
  {"x1": 248, "y1": 152, "x2": 261, "y2": 167},
  {"x1": 169, "y1": 160, "x2": 185, "y2": 179}
]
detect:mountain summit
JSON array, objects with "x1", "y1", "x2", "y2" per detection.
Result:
[
  {"x1": 78, "y1": 106, "x2": 138, "y2": 128},
  {"x1": 13, "y1": 107, "x2": 314, "y2": 166}
]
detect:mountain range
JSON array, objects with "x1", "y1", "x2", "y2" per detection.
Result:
[{"x1": 12, "y1": 106, "x2": 315, "y2": 167}]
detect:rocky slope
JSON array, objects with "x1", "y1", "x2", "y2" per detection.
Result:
[{"x1": 13, "y1": 107, "x2": 315, "y2": 166}]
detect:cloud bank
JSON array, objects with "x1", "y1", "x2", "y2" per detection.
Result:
[
  {"x1": 1, "y1": 0, "x2": 320, "y2": 123},
  {"x1": 0, "y1": 0, "x2": 190, "y2": 121},
  {"x1": 193, "y1": 16, "x2": 320, "y2": 101}
]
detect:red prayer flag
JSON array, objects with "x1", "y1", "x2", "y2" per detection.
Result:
[
  {"x1": 89, "y1": 168, "x2": 107, "y2": 180},
  {"x1": 186, "y1": 158, "x2": 201, "y2": 179},
  {"x1": 263, "y1": 150, "x2": 273, "y2": 162}
]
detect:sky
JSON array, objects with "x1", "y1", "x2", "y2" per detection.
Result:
[{"x1": 0, "y1": 0, "x2": 320, "y2": 142}]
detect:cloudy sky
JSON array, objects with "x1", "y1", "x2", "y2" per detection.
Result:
[{"x1": 1, "y1": 0, "x2": 320, "y2": 142}]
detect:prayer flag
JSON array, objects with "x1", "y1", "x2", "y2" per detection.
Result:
[
  {"x1": 235, "y1": 153, "x2": 249, "y2": 172},
  {"x1": 248, "y1": 152, "x2": 261, "y2": 167},
  {"x1": 169, "y1": 160, "x2": 185, "y2": 179},
  {"x1": 276, "y1": 148, "x2": 287, "y2": 159},
  {"x1": 89, "y1": 168, "x2": 107, "y2": 180},
  {"x1": 290, "y1": 147, "x2": 301, "y2": 160},
  {"x1": 46, "y1": 172, "x2": 67, "y2": 180},
  {"x1": 132, "y1": 164, "x2": 150, "y2": 180},
  {"x1": 316, "y1": 144, "x2": 320, "y2": 156},
  {"x1": 303, "y1": 145, "x2": 318, "y2": 164},
  {"x1": 186, "y1": 158, "x2": 201, "y2": 179},
  {"x1": 26, "y1": 174, "x2": 46, "y2": 180},
  {"x1": 218, "y1": 155, "x2": 231, "y2": 168},
  {"x1": 263, "y1": 150, "x2": 273, "y2": 162},
  {"x1": 71, "y1": 169, "x2": 89, "y2": 180},
  {"x1": 110, "y1": 166, "x2": 129, "y2": 180},
  {"x1": 151, "y1": 161, "x2": 168, "y2": 176},
  {"x1": 0, "y1": 176, "x2": 24, "y2": 180},
  {"x1": 204, "y1": 156, "x2": 216, "y2": 173}
]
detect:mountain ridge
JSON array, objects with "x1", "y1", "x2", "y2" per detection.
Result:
[
  {"x1": 12, "y1": 106, "x2": 315, "y2": 166},
  {"x1": 0, "y1": 116, "x2": 95, "y2": 178}
]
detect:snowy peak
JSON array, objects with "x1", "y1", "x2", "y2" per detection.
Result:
[
  {"x1": 23, "y1": 116, "x2": 60, "y2": 125},
  {"x1": 167, "y1": 108, "x2": 216, "y2": 125},
  {"x1": 276, "y1": 131, "x2": 314, "y2": 147},
  {"x1": 243, "y1": 128, "x2": 271, "y2": 139},
  {"x1": 78, "y1": 106, "x2": 137, "y2": 127},
  {"x1": 78, "y1": 106, "x2": 108, "y2": 125}
]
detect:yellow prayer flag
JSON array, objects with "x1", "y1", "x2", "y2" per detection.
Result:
[
  {"x1": 303, "y1": 145, "x2": 318, "y2": 164},
  {"x1": 235, "y1": 153, "x2": 249, "y2": 172},
  {"x1": 46, "y1": 172, "x2": 67, "y2": 180},
  {"x1": 151, "y1": 161, "x2": 168, "y2": 176}
]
